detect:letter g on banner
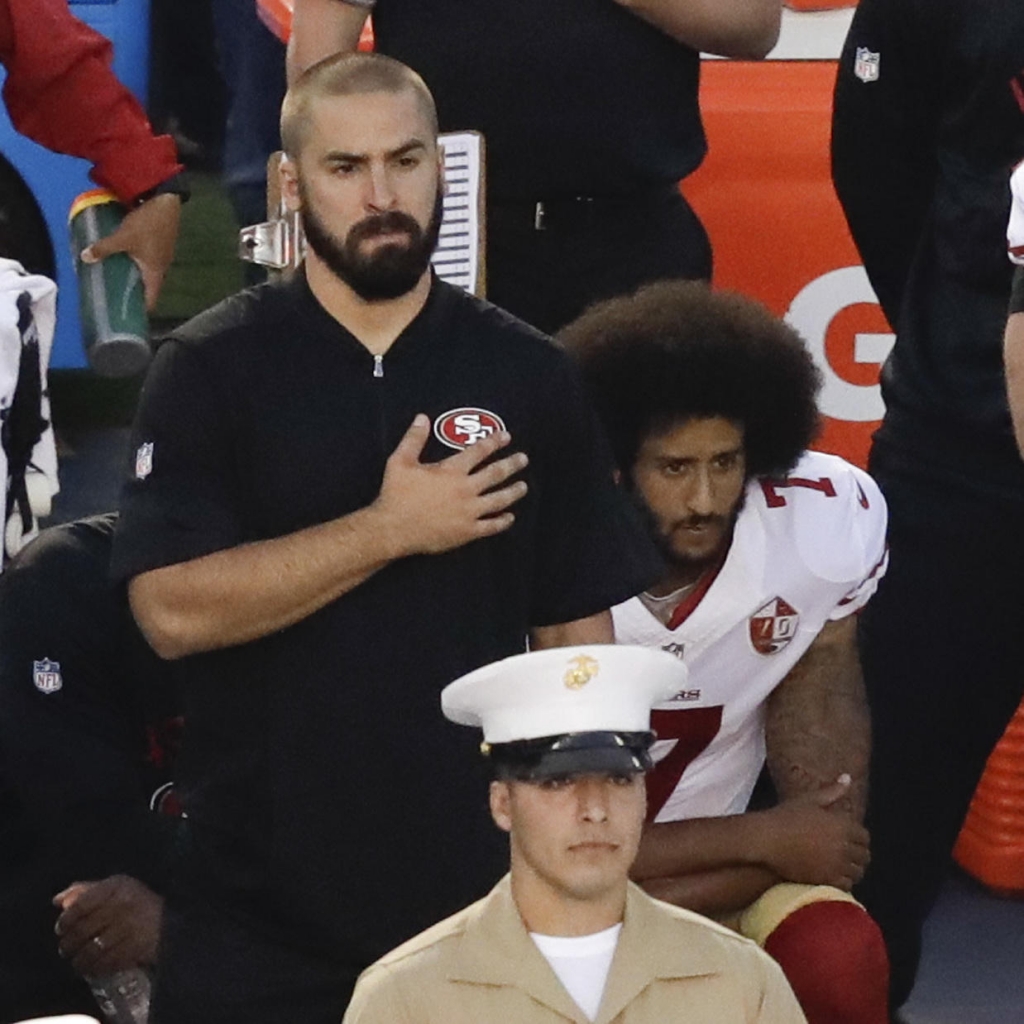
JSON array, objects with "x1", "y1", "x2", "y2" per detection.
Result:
[{"x1": 784, "y1": 266, "x2": 895, "y2": 423}]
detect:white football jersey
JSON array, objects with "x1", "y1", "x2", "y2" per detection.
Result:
[{"x1": 613, "y1": 451, "x2": 888, "y2": 823}]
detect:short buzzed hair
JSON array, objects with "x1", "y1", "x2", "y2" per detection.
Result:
[{"x1": 281, "y1": 52, "x2": 439, "y2": 157}]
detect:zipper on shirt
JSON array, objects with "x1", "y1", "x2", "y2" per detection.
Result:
[{"x1": 373, "y1": 353, "x2": 384, "y2": 378}]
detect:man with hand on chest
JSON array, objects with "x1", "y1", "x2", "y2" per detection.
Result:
[{"x1": 112, "y1": 52, "x2": 658, "y2": 1024}]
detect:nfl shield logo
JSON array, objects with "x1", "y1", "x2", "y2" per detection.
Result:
[
  {"x1": 854, "y1": 47, "x2": 880, "y2": 83},
  {"x1": 32, "y1": 658, "x2": 62, "y2": 694},
  {"x1": 749, "y1": 598, "x2": 800, "y2": 655},
  {"x1": 135, "y1": 442, "x2": 154, "y2": 480}
]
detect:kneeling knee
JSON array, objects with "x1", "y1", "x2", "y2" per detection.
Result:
[{"x1": 764, "y1": 900, "x2": 889, "y2": 1024}]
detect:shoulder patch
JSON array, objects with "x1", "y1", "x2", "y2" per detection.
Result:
[
  {"x1": 759, "y1": 451, "x2": 887, "y2": 586},
  {"x1": 854, "y1": 47, "x2": 880, "y2": 83},
  {"x1": 749, "y1": 598, "x2": 799, "y2": 655},
  {"x1": 135, "y1": 441, "x2": 154, "y2": 480},
  {"x1": 32, "y1": 658, "x2": 62, "y2": 694}
]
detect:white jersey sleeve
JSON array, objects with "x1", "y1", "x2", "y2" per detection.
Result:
[
  {"x1": 772, "y1": 453, "x2": 889, "y2": 619},
  {"x1": 1009, "y1": 160, "x2": 1024, "y2": 265}
]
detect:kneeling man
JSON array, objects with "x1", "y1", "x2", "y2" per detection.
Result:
[
  {"x1": 343, "y1": 646, "x2": 806, "y2": 1023},
  {"x1": 559, "y1": 281, "x2": 890, "y2": 1023}
]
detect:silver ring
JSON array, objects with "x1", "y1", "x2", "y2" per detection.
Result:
[{"x1": 91, "y1": 936, "x2": 105, "y2": 951}]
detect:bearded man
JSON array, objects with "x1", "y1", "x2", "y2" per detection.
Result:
[
  {"x1": 110, "y1": 53, "x2": 659, "y2": 1024},
  {"x1": 560, "y1": 282, "x2": 891, "y2": 1024}
]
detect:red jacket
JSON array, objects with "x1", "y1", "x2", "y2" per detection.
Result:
[{"x1": 0, "y1": 0, "x2": 181, "y2": 204}]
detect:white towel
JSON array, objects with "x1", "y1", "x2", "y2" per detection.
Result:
[
  {"x1": 0, "y1": 257, "x2": 58, "y2": 564},
  {"x1": 1008, "y1": 160, "x2": 1024, "y2": 265}
]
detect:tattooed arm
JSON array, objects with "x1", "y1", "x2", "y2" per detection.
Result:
[{"x1": 766, "y1": 614, "x2": 870, "y2": 820}]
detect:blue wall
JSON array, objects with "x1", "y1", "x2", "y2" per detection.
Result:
[{"x1": 0, "y1": 0, "x2": 151, "y2": 368}]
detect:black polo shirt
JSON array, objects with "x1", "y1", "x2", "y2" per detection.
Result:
[
  {"x1": 833, "y1": 0, "x2": 1024, "y2": 504},
  {"x1": 0, "y1": 515, "x2": 180, "y2": 1022},
  {"x1": 112, "y1": 273, "x2": 660, "y2": 965},
  {"x1": 371, "y1": 0, "x2": 705, "y2": 200}
]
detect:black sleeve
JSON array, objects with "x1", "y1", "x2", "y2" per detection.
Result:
[
  {"x1": 111, "y1": 336, "x2": 243, "y2": 582},
  {"x1": 831, "y1": 0, "x2": 945, "y2": 330},
  {"x1": 527, "y1": 353, "x2": 663, "y2": 627},
  {"x1": 0, "y1": 520, "x2": 180, "y2": 891}
]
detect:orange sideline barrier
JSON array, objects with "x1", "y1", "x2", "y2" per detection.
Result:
[
  {"x1": 257, "y1": 0, "x2": 292, "y2": 41},
  {"x1": 685, "y1": 60, "x2": 888, "y2": 470},
  {"x1": 954, "y1": 698, "x2": 1024, "y2": 897}
]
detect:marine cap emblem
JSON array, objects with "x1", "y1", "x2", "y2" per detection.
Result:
[{"x1": 564, "y1": 654, "x2": 599, "y2": 690}]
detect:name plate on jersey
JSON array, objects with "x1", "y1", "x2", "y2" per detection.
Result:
[{"x1": 239, "y1": 132, "x2": 487, "y2": 297}]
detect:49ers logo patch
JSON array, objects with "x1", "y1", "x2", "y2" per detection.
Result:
[
  {"x1": 749, "y1": 597, "x2": 799, "y2": 655},
  {"x1": 434, "y1": 408, "x2": 506, "y2": 450}
]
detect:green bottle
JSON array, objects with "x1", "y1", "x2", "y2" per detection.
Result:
[{"x1": 69, "y1": 189, "x2": 151, "y2": 377}]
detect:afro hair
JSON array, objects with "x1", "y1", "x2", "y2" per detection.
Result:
[{"x1": 558, "y1": 280, "x2": 822, "y2": 479}]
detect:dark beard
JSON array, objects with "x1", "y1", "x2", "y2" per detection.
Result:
[
  {"x1": 627, "y1": 484, "x2": 745, "y2": 578},
  {"x1": 301, "y1": 188, "x2": 444, "y2": 302}
]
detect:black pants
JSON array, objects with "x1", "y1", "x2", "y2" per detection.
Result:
[
  {"x1": 151, "y1": 888, "x2": 363, "y2": 1024},
  {"x1": 855, "y1": 443, "x2": 1024, "y2": 1009},
  {"x1": 485, "y1": 185, "x2": 711, "y2": 336}
]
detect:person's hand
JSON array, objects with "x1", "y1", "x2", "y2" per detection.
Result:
[
  {"x1": 81, "y1": 193, "x2": 181, "y2": 311},
  {"x1": 373, "y1": 414, "x2": 529, "y2": 556},
  {"x1": 757, "y1": 777, "x2": 871, "y2": 890},
  {"x1": 53, "y1": 875, "x2": 163, "y2": 976}
]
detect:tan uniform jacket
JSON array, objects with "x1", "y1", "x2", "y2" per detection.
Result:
[{"x1": 343, "y1": 877, "x2": 807, "y2": 1024}]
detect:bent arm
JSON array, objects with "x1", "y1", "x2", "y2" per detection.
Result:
[
  {"x1": 640, "y1": 865, "x2": 778, "y2": 918},
  {"x1": 0, "y1": 0, "x2": 181, "y2": 204},
  {"x1": 633, "y1": 789, "x2": 868, "y2": 911},
  {"x1": 288, "y1": 0, "x2": 366, "y2": 81},
  {"x1": 129, "y1": 415, "x2": 529, "y2": 660},
  {"x1": 531, "y1": 610, "x2": 614, "y2": 650},
  {"x1": 129, "y1": 505, "x2": 394, "y2": 660},
  {"x1": 634, "y1": 809, "x2": 786, "y2": 882},
  {"x1": 614, "y1": 0, "x2": 781, "y2": 59},
  {"x1": 765, "y1": 615, "x2": 870, "y2": 820}
]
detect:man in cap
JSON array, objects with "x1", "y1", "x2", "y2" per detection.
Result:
[{"x1": 342, "y1": 645, "x2": 806, "y2": 1024}]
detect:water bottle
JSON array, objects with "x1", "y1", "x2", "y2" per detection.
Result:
[
  {"x1": 88, "y1": 967, "x2": 152, "y2": 1024},
  {"x1": 69, "y1": 189, "x2": 151, "y2": 378}
]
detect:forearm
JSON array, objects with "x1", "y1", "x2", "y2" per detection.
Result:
[
  {"x1": 638, "y1": 864, "x2": 778, "y2": 917},
  {"x1": 530, "y1": 609, "x2": 614, "y2": 649},
  {"x1": 2, "y1": 0, "x2": 180, "y2": 203},
  {"x1": 613, "y1": 0, "x2": 780, "y2": 59},
  {"x1": 632, "y1": 811, "x2": 782, "y2": 881},
  {"x1": 288, "y1": 0, "x2": 366, "y2": 82},
  {"x1": 1004, "y1": 309, "x2": 1024, "y2": 460},
  {"x1": 765, "y1": 617, "x2": 870, "y2": 819},
  {"x1": 130, "y1": 504, "x2": 397, "y2": 660}
]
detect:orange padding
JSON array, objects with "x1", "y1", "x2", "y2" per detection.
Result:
[
  {"x1": 257, "y1": 0, "x2": 292, "y2": 42},
  {"x1": 954, "y1": 695, "x2": 1024, "y2": 896}
]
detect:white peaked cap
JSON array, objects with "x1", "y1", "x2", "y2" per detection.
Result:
[{"x1": 441, "y1": 644, "x2": 687, "y2": 743}]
